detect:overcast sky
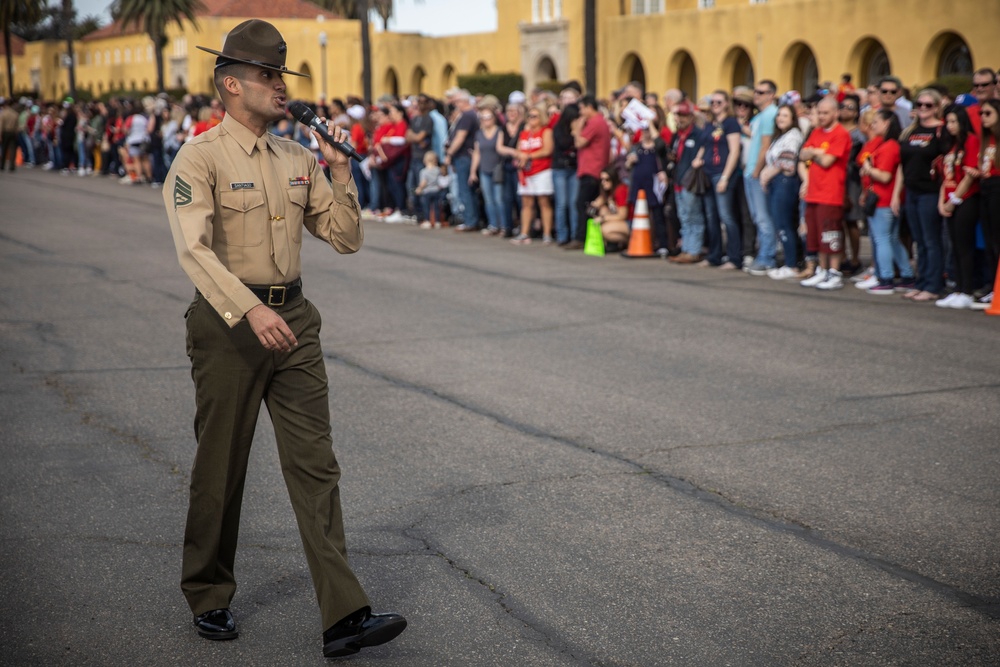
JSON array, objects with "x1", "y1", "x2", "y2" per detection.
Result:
[{"x1": 70, "y1": 0, "x2": 498, "y2": 36}]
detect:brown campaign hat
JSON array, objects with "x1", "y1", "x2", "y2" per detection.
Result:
[{"x1": 197, "y1": 19, "x2": 308, "y2": 78}]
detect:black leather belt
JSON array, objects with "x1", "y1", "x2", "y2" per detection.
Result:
[{"x1": 247, "y1": 278, "x2": 302, "y2": 307}]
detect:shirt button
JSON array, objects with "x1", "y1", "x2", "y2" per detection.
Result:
[{"x1": 224, "y1": 312, "x2": 233, "y2": 320}]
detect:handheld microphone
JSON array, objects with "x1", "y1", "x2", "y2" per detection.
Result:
[{"x1": 287, "y1": 101, "x2": 363, "y2": 162}]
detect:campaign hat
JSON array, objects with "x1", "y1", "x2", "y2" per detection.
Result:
[{"x1": 197, "y1": 19, "x2": 307, "y2": 77}]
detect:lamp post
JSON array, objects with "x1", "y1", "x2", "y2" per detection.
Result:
[{"x1": 318, "y1": 31, "x2": 328, "y2": 104}]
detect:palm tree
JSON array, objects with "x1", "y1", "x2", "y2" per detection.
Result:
[
  {"x1": 110, "y1": 0, "x2": 204, "y2": 93},
  {"x1": 1, "y1": 0, "x2": 46, "y2": 96},
  {"x1": 585, "y1": 0, "x2": 596, "y2": 94},
  {"x1": 60, "y1": 0, "x2": 76, "y2": 97}
]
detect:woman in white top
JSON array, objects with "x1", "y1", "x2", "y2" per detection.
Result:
[{"x1": 760, "y1": 104, "x2": 804, "y2": 278}]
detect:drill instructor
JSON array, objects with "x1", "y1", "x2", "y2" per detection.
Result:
[{"x1": 163, "y1": 19, "x2": 405, "y2": 659}]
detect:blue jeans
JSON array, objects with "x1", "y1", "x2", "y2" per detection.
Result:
[
  {"x1": 386, "y1": 158, "x2": 408, "y2": 211},
  {"x1": 905, "y1": 191, "x2": 944, "y2": 293},
  {"x1": 452, "y1": 154, "x2": 479, "y2": 227},
  {"x1": 676, "y1": 188, "x2": 706, "y2": 256},
  {"x1": 420, "y1": 191, "x2": 442, "y2": 221},
  {"x1": 369, "y1": 165, "x2": 384, "y2": 210},
  {"x1": 767, "y1": 173, "x2": 801, "y2": 268},
  {"x1": 553, "y1": 167, "x2": 580, "y2": 243},
  {"x1": 745, "y1": 176, "x2": 776, "y2": 267},
  {"x1": 502, "y1": 163, "x2": 520, "y2": 232},
  {"x1": 479, "y1": 170, "x2": 505, "y2": 231},
  {"x1": 351, "y1": 160, "x2": 370, "y2": 210},
  {"x1": 869, "y1": 207, "x2": 914, "y2": 282},
  {"x1": 406, "y1": 158, "x2": 423, "y2": 215},
  {"x1": 703, "y1": 172, "x2": 742, "y2": 265}
]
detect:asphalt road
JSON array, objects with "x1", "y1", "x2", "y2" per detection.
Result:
[{"x1": 1, "y1": 167, "x2": 998, "y2": 666}]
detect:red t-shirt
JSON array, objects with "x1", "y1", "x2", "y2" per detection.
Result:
[
  {"x1": 350, "y1": 123, "x2": 368, "y2": 154},
  {"x1": 942, "y1": 133, "x2": 981, "y2": 198},
  {"x1": 577, "y1": 114, "x2": 611, "y2": 179},
  {"x1": 858, "y1": 136, "x2": 900, "y2": 207},
  {"x1": 803, "y1": 123, "x2": 851, "y2": 206},
  {"x1": 981, "y1": 135, "x2": 1000, "y2": 179},
  {"x1": 518, "y1": 127, "x2": 552, "y2": 176}
]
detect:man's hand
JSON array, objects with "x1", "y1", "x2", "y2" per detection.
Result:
[
  {"x1": 246, "y1": 304, "x2": 298, "y2": 352},
  {"x1": 313, "y1": 120, "x2": 353, "y2": 183}
]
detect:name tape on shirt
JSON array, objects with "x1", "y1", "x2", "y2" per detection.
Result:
[
  {"x1": 230, "y1": 182, "x2": 255, "y2": 190},
  {"x1": 289, "y1": 177, "x2": 310, "y2": 187},
  {"x1": 174, "y1": 176, "x2": 193, "y2": 208}
]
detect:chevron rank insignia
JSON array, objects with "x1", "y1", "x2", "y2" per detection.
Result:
[{"x1": 174, "y1": 175, "x2": 193, "y2": 208}]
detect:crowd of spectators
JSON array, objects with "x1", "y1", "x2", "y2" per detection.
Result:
[{"x1": 2, "y1": 65, "x2": 999, "y2": 312}]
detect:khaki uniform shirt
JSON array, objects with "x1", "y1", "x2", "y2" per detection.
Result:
[
  {"x1": 0, "y1": 107, "x2": 19, "y2": 133},
  {"x1": 164, "y1": 113, "x2": 362, "y2": 327}
]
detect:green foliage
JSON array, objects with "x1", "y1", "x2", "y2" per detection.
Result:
[
  {"x1": 917, "y1": 74, "x2": 974, "y2": 97},
  {"x1": 456, "y1": 72, "x2": 525, "y2": 101},
  {"x1": 534, "y1": 79, "x2": 564, "y2": 95}
]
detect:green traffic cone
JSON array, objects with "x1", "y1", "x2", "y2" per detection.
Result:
[{"x1": 584, "y1": 217, "x2": 605, "y2": 256}]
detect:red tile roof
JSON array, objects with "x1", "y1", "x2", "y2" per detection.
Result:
[
  {"x1": 81, "y1": 0, "x2": 342, "y2": 41},
  {"x1": 0, "y1": 34, "x2": 27, "y2": 57}
]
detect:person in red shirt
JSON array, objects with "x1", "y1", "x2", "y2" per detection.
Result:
[
  {"x1": 570, "y1": 95, "x2": 611, "y2": 249},
  {"x1": 592, "y1": 168, "x2": 631, "y2": 250},
  {"x1": 935, "y1": 105, "x2": 981, "y2": 309},
  {"x1": 973, "y1": 99, "x2": 1000, "y2": 309},
  {"x1": 857, "y1": 109, "x2": 914, "y2": 294},
  {"x1": 798, "y1": 97, "x2": 852, "y2": 290},
  {"x1": 511, "y1": 104, "x2": 554, "y2": 245}
]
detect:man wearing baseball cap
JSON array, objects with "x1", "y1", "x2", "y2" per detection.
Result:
[{"x1": 164, "y1": 19, "x2": 406, "y2": 658}]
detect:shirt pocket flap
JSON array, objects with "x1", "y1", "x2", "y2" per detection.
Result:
[
  {"x1": 220, "y1": 189, "x2": 265, "y2": 212},
  {"x1": 286, "y1": 187, "x2": 308, "y2": 209}
]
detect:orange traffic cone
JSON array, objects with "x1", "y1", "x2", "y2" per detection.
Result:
[
  {"x1": 621, "y1": 189, "x2": 655, "y2": 258},
  {"x1": 985, "y1": 255, "x2": 1000, "y2": 316}
]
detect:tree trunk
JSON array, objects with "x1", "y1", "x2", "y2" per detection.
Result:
[
  {"x1": 4, "y1": 28, "x2": 14, "y2": 97},
  {"x1": 358, "y1": 0, "x2": 372, "y2": 102},
  {"x1": 63, "y1": 0, "x2": 76, "y2": 97},
  {"x1": 584, "y1": 0, "x2": 596, "y2": 95},
  {"x1": 154, "y1": 32, "x2": 166, "y2": 93}
]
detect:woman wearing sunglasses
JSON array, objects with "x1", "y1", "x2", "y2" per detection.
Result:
[
  {"x1": 691, "y1": 91, "x2": 743, "y2": 268},
  {"x1": 511, "y1": 104, "x2": 555, "y2": 245}
]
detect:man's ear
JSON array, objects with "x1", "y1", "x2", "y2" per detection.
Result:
[{"x1": 223, "y1": 75, "x2": 242, "y2": 98}]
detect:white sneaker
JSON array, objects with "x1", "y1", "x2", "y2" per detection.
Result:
[
  {"x1": 970, "y1": 292, "x2": 993, "y2": 311},
  {"x1": 419, "y1": 221, "x2": 432, "y2": 229},
  {"x1": 800, "y1": 268, "x2": 828, "y2": 287},
  {"x1": 850, "y1": 266, "x2": 875, "y2": 283},
  {"x1": 854, "y1": 275, "x2": 879, "y2": 290},
  {"x1": 935, "y1": 293, "x2": 959, "y2": 308},
  {"x1": 767, "y1": 266, "x2": 798, "y2": 280},
  {"x1": 384, "y1": 211, "x2": 406, "y2": 224},
  {"x1": 816, "y1": 269, "x2": 844, "y2": 290},
  {"x1": 947, "y1": 293, "x2": 974, "y2": 309}
]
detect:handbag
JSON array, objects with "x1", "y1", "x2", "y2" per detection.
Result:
[
  {"x1": 861, "y1": 188, "x2": 878, "y2": 218},
  {"x1": 681, "y1": 166, "x2": 711, "y2": 195},
  {"x1": 371, "y1": 138, "x2": 409, "y2": 170}
]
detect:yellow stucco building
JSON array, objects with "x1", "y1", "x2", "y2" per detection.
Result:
[{"x1": 2, "y1": 0, "x2": 994, "y2": 103}]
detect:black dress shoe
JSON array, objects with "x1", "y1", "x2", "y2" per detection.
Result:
[
  {"x1": 322, "y1": 606, "x2": 407, "y2": 658},
  {"x1": 193, "y1": 608, "x2": 238, "y2": 640}
]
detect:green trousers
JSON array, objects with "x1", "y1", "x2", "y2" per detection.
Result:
[{"x1": 181, "y1": 292, "x2": 370, "y2": 630}]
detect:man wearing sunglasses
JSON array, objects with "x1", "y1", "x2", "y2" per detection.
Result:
[
  {"x1": 971, "y1": 68, "x2": 998, "y2": 104},
  {"x1": 877, "y1": 76, "x2": 911, "y2": 128}
]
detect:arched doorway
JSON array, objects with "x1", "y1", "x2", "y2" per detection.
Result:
[
  {"x1": 384, "y1": 67, "x2": 399, "y2": 98},
  {"x1": 536, "y1": 55, "x2": 558, "y2": 83},
  {"x1": 667, "y1": 50, "x2": 697, "y2": 100},
  {"x1": 475, "y1": 61, "x2": 489, "y2": 75},
  {"x1": 723, "y1": 46, "x2": 755, "y2": 89},
  {"x1": 619, "y1": 52, "x2": 646, "y2": 92},
  {"x1": 411, "y1": 66, "x2": 426, "y2": 94},
  {"x1": 783, "y1": 42, "x2": 820, "y2": 95},
  {"x1": 935, "y1": 33, "x2": 973, "y2": 77},
  {"x1": 848, "y1": 37, "x2": 891, "y2": 88},
  {"x1": 441, "y1": 64, "x2": 456, "y2": 91},
  {"x1": 291, "y1": 62, "x2": 313, "y2": 102}
]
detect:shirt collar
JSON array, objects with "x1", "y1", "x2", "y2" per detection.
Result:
[{"x1": 222, "y1": 113, "x2": 267, "y2": 155}]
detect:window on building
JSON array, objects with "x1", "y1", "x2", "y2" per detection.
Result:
[
  {"x1": 114, "y1": 49, "x2": 121, "y2": 64},
  {"x1": 124, "y1": 48, "x2": 131, "y2": 64},
  {"x1": 95, "y1": 50, "x2": 101, "y2": 65},
  {"x1": 698, "y1": 0, "x2": 716, "y2": 8},
  {"x1": 632, "y1": 0, "x2": 664, "y2": 13},
  {"x1": 104, "y1": 49, "x2": 110, "y2": 65},
  {"x1": 147, "y1": 45, "x2": 153, "y2": 62},
  {"x1": 749, "y1": 0, "x2": 768, "y2": 5},
  {"x1": 174, "y1": 37, "x2": 187, "y2": 58}
]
